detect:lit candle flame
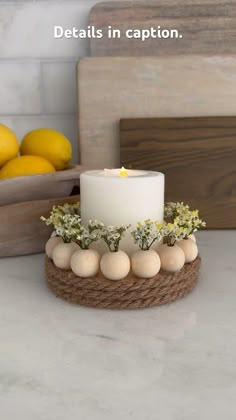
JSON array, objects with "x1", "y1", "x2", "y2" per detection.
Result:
[{"x1": 119, "y1": 167, "x2": 128, "y2": 178}]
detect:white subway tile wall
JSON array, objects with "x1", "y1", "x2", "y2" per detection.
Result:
[
  {"x1": 0, "y1": 62, "x2": 40, "y2": 114},
  {"x1": 0, "y1": 0, "x2": 129, "y2": 162}
]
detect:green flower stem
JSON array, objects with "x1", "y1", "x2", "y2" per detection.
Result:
[{"x1": 166, "y1": 236, "x2": 176, "y2": 247}]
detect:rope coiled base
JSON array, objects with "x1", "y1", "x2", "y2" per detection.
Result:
[{"x1": 45, "y1": 256, "x2": 201, "y2": 309}]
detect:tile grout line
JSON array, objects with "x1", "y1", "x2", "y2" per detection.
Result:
[
  {"x1": 39, "y1": 60, "x2": 45, "y2": 115},
  {"x1": 0, "y1": 58, "x2": 81, "y2": 63},
  {"x1": 0, "y1": 113, "x2": 77, "y2": 118}
]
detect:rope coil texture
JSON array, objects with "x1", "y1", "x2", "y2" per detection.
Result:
[{"x1": 45, "y1": 256, "x2": 201, "y2": 309}]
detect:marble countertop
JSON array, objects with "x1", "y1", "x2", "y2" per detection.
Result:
[{"x1": 0, "y1": 231, "x2": 236, "y2": 420}]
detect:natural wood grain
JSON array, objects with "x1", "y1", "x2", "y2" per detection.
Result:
[
  {"x1": 0, "y1": 165, "x2": 87, "y2": 206},
  {"x1": 78, "y1": 56, "x2": 236, "y2": 168},
  {"x1": 0, "y1": 195, "x2": 80, "y2": 258},
  {"x1": 89, "y1": 1, "x2": 236, "y2": 56},
  {"x1": 120, "y1": 117, "x2": 236, "y2": 229}
]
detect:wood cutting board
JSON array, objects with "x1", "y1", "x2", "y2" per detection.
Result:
[
  {"x1": 120, "y1": 117, "x2": 236, "y2": 229},
  {"x1": 78, "y1": 56, "x2": 236, "y2": 168},
  {"x1": 89, "y1": 1, "x2": 236, "y2": 56}
]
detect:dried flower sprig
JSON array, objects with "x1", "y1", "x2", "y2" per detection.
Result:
[
  {"x1": 164, "y1": 202, "x2": 189, "y2": 223},
  {"x1": 131, "y1": 219, "x2": 163, "y2": 250},
  {"x1": 42, "y1": 212, "x2": 81, "y2": 243},
  {"x1": 175, "y1": 210, "x2": 206, "y2": 237},
  {"x1": 164, "y1": 202, "x2": 206, "y2": 238},
  {"x1": 101, "y1": 224, "x2": 130, "y2": 252},
  {"x1": 75, "y1": 220, "x2": 105, "y2": 250},
  {"x1": 55, "y1": 202, "x2": 80, "y2": 216},
  {"x1": 41, "y1": 202, "x2": 80, "y2": 231},
  {"x1": 41, "y1": 203, "x2": 104, "y2": 248},
  {"x1": 159, "y1": 222, "x2": 190, "y2": 247}
]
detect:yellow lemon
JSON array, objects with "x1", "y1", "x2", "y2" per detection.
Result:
[
  {"x1": 0, "y1": 124, "x2": 19, "y2": 167},
  {"x1": 0, "y1": 155, "x2": 56, "y2": 179},
  {"x1": 20, "y1": 128, "x2": 72, "y2": 171}
]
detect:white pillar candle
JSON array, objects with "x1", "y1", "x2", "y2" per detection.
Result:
[{"x1": 80, "y1": 169, "x2": 165, "y2": 255}]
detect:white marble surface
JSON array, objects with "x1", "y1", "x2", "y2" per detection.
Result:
[{"x1": 0, "y1": 231, "x2": 236, "y2": 420}]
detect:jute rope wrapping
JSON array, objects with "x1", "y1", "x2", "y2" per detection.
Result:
[{"x1": 45, "y1": 256, "x2": 201, "y2": 309}]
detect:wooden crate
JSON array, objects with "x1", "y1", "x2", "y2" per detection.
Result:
[
  {"x1": 0, "y1": 194, "x2": 80, "y2": 257},
  {"x1": 0, "y1": 165, "x2": 85, "y2": 206}
]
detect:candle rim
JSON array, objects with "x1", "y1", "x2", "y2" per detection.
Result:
[{"x1": 81, "y1": 169, "x2": 164, "y2": 179}]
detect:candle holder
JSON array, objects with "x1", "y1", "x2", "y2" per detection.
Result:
[
  {"x1": 45, "y1": 256, "x2": 201, "y2": 310},
  {"x1": 42, "y1": 198, "x2": 205, "y2": 309}
]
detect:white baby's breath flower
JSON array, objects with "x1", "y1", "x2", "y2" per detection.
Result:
[
  {"x1": 164, "y1": 202, "x2": 206, "y2": 239},
  {"x1": 131, "y1": 219, "x2": 164, "y2": 250},
  {"x1": 41, "y1": 202, "x2": 105, "y2": 247},
  {"x1": 101, "y1": 224, "x2": 130, "y2": 252}
]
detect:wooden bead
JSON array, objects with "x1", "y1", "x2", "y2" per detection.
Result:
[
  {"x1": 71, "y1": 249, "x2": 100, "y2": 278},
  {"x1": 158, "y1": 244, "x2": 185, "y2": 272},
  {"x1": 100, "y1": 250, "x2": 130, "y2": 281},
  {"x1": 52, "y1": 242, "x2": 78, "y2": 270},
  {"x1": 45, "y1": 236, "x2": 63, "y2": 259},
  {"x1": 177, "y1": 239, "x2": 198, "y2": 263},
  {"x1": 131, "y1": 249, "x2": 160, "y2": 278}
]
